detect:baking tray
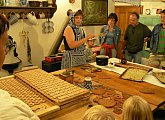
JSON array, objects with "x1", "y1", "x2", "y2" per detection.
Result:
[
  {"x1": 14, "y1": 68, "x2": 90, "y2": 106},
  {"x1": 152, "y1": 72, "x2": 165, "y2": 84},
  {"x1": 120, "y1": 67, "x2": 150, "y2": 82},
  {"x1": 0, "y1": 76, "x2": 60, "y2": 116}
]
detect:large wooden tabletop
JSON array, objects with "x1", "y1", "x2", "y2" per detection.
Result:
[{"x1": 51, "y1": 65, "x2": 165, "y2": 120}]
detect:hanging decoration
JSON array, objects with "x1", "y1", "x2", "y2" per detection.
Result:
[{"x1": 21, "y1": 13, "x2": 32, "y2": 64}]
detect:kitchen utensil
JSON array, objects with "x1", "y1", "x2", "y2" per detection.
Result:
[
  {"x1": 48, "y1": 21, "x2": 54, "y2": 27},
  {"x1": 39, "y1": 12, "x2": 46, "y2": 19},
  {"x1": 27, "y1": 11, "x2": 38, "y2": 25},
  {"x1": 20, "y1": 0, "x2": 27, "y2": 6},
  {"x1": 44, "y1": 27, "x2": 49, "y2": 33},
  {"x1": 8, "y1": 12, "x2": 19, "y2": 25},
  {"x1": 42, "y1": 14, "x2": 54, "y2": 33},
  {"x1": 49, "y1": 27, "x2": 54, "y2": 33},
  {"x1": 2, "y1": 59, "x2": 21, "y2": 74},
  {"x1": 96, "y1": 55, "x2": 109, "y2": 66}
]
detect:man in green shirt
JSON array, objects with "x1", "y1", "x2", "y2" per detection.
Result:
[
  {"x1": 122, "y1": 12, "x2": 151, "y2": 64},
  {"x1": 150, "y1": 9, "x2": 165, "y2": 68}
]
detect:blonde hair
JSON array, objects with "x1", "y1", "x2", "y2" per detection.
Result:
[
  {"x1": 122, "y1": 95, "x2": 153, "y2": 120},
  {"x1": 83, "y1": 105, "x2": 115, "y2": 120}
]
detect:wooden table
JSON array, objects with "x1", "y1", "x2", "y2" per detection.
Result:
[{"x1": 51, "y1": 65, "x2": 165, "y2": 120}]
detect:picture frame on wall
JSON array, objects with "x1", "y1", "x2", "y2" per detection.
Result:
[{"x1": 82, "y1": 0, "x2": 108, "y2": 26}]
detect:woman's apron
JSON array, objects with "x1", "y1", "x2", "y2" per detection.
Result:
[{"x1": 61, "y1": 27, "x2": 86, "y2": 69}]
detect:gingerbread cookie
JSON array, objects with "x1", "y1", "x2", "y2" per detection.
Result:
[
  {"x1": 116, "y1": 101, "x2": 123, "y2": 108},
  {"x1": 93, "y1": 96, "x2": 103, "y2": 102},
  {"x1": 113, "y1": 94, "x2": 122, "y2": 102},
  {"x1": 97, "y1": 97, "x2": 116, "y2": 108},
  {"x1": 113, "y1": 106, "x2": 122, "y2": 114},
  {"x1": 102, "y1": 92, "x2": 111, "y2": 98},
  {"x1": 106, "y1": 89, "x2": 116, "y2": 95}
]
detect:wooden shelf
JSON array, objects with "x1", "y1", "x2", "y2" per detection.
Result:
[{"x1": 0, "y1": 2, "x2": 57, "y2": 18}]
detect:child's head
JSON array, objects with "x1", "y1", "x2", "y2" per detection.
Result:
[
  {"x1": 83, "y1": 105, "x2": 115, "y2": 120},
  {"x1": 122, "y1": 95, "x2": 153, "y2": 120},
  {"x1": 87, "y1": 39, "x2": 95, "y2": 48}
]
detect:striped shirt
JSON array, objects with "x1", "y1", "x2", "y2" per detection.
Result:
[{"x1": 157, "y1": 28, "x2": 165, "y2": 54}]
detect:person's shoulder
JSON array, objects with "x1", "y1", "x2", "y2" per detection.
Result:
[
  {"x1": 66, "y1": 25, "x2": 72, "y2": 29},
  {"x1": 139, "y1": 22, "x2": 147, "y2": 26},
  {"x1": 64, "y1": 26, "x2": 72, "y2": 32},
  {"x1": 152, "y1": 23, "x2": 162, "y2": 32},
  {"x1": 154, "y1": 23, "x2": 162, "y2": 28},
  {"x1": 64, "y1": 26, "x2": 74, "y2": 36},
  {"x1": 125, "y1": 25, "x2": 131, "y2": 30},
  {"x1": 138, "y1": 23, "x2": 150, "y2": 29}
]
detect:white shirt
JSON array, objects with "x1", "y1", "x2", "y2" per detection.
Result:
[{"x1": 0, "y1": 89, "x2": 40, "y2": 120}]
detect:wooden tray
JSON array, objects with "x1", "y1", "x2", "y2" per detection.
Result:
[
  {"x1": 14, "y1": 68, "x2": 90, "y2": 106},
  {"x1": 0, "y1": 77, "x2": 60, "y2": 116},
  {"x1": 120, "y1": 67, "x2": 150, "y2": 82}
]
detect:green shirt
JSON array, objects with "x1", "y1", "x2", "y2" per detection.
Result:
[
  {"x1": 157, "y1": 28, "x2": 165, "y2": 54},
  {"x1": 124, "y1": 23, "x2": 151, "y2": 53}
]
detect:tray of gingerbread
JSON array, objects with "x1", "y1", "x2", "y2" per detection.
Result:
[
  {"x1": 152, "y1": 72, "x2": 165, "y2": 84},
  {"x1": 14, "y1": 68, "x2": 90, "y2": 106},
  {"x1": 120, "y1": 67, "x2": 150, "y2": 82},
  {"x1": 0, "y1": 76, "x2": 60, "y2": 118}
]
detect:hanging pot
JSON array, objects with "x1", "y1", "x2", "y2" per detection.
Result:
[
  {"x1": 2, "y1": 58, "x2": 21, "y2": 74},
  {"x1": 96, "y1": 55, "x2": 109, "y2": 66}
]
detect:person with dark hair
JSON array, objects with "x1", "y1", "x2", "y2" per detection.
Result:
[
  {"x1": 122, "y1": 12, "x2": 151, "y2": 63},
  {"x1": 67, "y1": 9, "x2": 74, "y2": 26},
  {"x1": 99, "y1": 13, "x2": 121, "y2": 58},
  {"x1": 0, "y1": 14, "x2": 9, "y2": 69},
  {"x1": 150, "y1": 9, "x2": 165, "y2": 68},
  {"x1": 0, "y1": 13, "x2": 40, "y2": 120},
  {"x1": 61, "y1": 10, "x2": 95, "y2": 69},
  {"x1": 67, "y1": 9, "x2": 73, "y2": 16}
]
